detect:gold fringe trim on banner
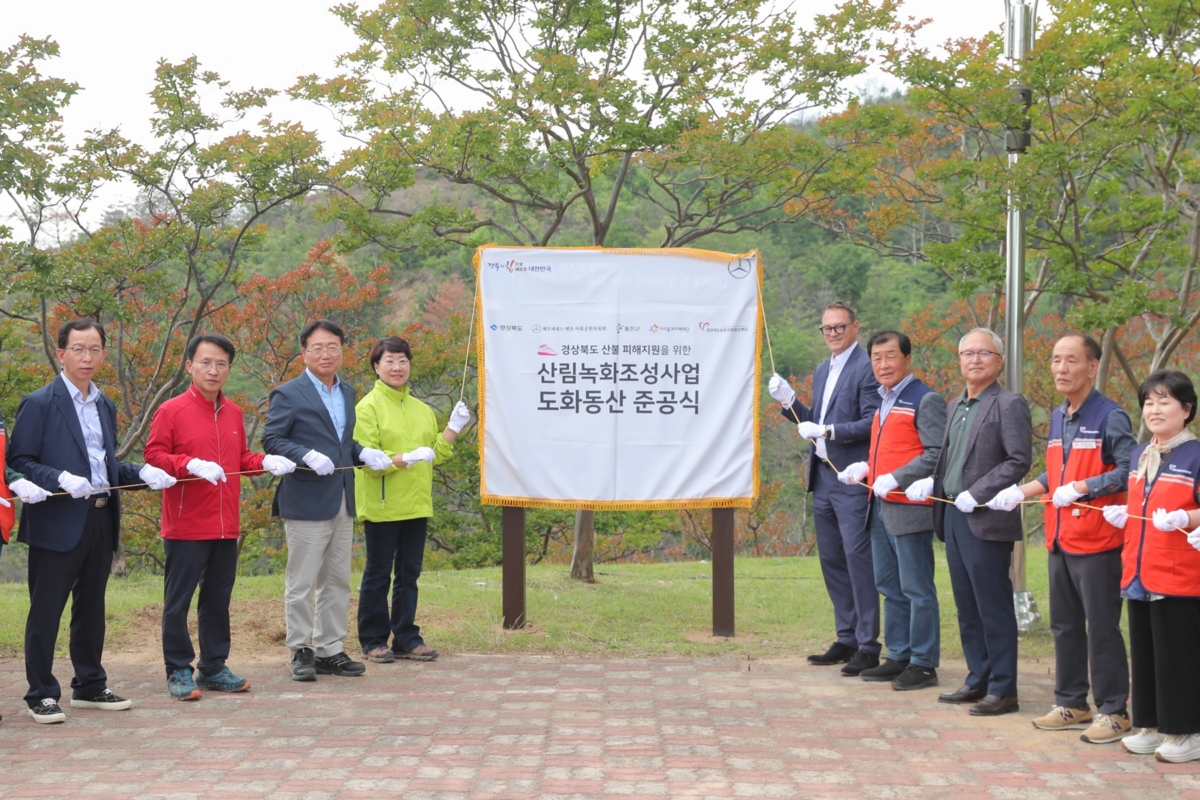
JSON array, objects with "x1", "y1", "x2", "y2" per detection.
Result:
[
  {"x1": 475, "y1": 243, "x2": 757, "y2": 266},
  {"x1": 480, "y1": 494, "x2": 753, "y2": 511}
]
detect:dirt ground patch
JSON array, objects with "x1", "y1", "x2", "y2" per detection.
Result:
[{"x1": 107, "y1": 597, "x2": 344, "y2": 666}]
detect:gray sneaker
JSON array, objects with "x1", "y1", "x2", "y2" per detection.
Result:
[{"x1": 291, "y1": 647, "x2": 317, "y2": 682}]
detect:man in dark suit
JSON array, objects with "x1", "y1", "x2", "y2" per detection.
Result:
[
  {"x1": 919, "y1": 327, "x2": 1033, "y2": 716},
  {"x1": 768, "y1": 301, "x2": 882, "y2": 675},
  {"x1": 9, "y1": 319, "x2": 175, "y2": 723},
  {"x1": 261, "y1": 320, "x2": 392, "y2": 681}
]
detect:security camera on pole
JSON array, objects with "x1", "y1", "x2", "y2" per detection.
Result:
[{"x1": 1004, "y1": 0, "x2": 1043, "y2": 633}]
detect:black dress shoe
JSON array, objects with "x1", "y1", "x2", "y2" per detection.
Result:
[
  {"x1": 840, "y1": 649, "x2": 881, "y2": 677},
  {"x1": 969, "y1": 695, "x2": 1019, "y2": 716},
  {"x1": 807, "y1": 642, "x2": 856, "y2": 665},
  {"x1": 938, "y1": 685, "x2": 987, "y2": 704}
]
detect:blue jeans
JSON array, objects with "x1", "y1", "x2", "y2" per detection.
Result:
[
  {"x1": 357, "y1": 518, "x2": 428, "y2": 655},
  {"x1": 869, "y1": 501, "x2": 940, "y2": 668}
]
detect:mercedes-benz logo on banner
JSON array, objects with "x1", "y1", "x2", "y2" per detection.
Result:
[{"x1": 728, "y1": 257, "x2": 752, "y2": 279}]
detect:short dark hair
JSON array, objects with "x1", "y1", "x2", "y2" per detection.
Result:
[
  {"x1": 867, "y1": 330, "x2": 911, "y2": 357},
  {"x1": 1059, "y1": 332, "x2": 1102, "y2": 362},
  {"x1": 1139, "y1": 370, "x2": 1197, "y2": 425},
  {"x1": 369, "y1": 336, "x2": 413, "y2": 368},
  {"x1": 824, "y1": 301, "x2": 857, "y2": 323},
  {"x1": 300, "y1": 319, "x2": 345, "y2": 348},
  {"x1": 186, "y1": 334, "x2": 236, "y2": 363},
  {"x1": 57, "y1": 318, "x2": 106, "y2": 350}
]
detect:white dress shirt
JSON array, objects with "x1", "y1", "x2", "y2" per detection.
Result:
[
  {"x1": 61, "y1": 372, "x2": 111, "y2": 493},
  {"x1": 815, "y1": 342, "x2": 858, "y2": 459}
]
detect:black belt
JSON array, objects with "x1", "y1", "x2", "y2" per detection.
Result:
[{"x1": 87, "y1": 496, "x2": 109, "y2": 508}]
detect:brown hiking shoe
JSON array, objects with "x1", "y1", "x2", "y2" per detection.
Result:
[
  {"x1": 1080, "y1": 713, "x2": 1132, "y2": 744},
  {"x1": 1032, "y1": 705, "x2": 1093, "y2": 731}
]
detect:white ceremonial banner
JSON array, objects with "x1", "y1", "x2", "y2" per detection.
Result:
[{"x1": 475, "y1": 246, "x2": 761, "y2": 510}]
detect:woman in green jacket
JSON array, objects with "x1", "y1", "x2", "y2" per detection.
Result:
[{"x1": 354, "y1": 337, "x2": 471, "y2": 662}]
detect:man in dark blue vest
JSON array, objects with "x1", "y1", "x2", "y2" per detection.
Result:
[{"x1": 995, "y1": 333, "x2": 1134, "y2": 742}]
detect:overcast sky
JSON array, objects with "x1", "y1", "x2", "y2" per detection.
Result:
[{"x1": 4, "y1": 0, "x2": 1006, "y2": 216}]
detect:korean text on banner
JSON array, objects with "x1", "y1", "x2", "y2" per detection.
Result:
[{"x1": 474, "y1": 246, "x2": 762, "y2": 510}]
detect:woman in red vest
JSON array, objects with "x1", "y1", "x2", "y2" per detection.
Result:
[{"x1": 1103, "y1": 370, "x2": 1200, "y2": 762}]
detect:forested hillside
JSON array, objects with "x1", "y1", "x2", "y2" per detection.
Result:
[{"x1": 3, "y1": 0, "x2": 1199, "y2": 578}]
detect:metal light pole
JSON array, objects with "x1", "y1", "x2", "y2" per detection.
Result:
[{"x1": 1004, "y1": 0, "x2": 1042, "y2": 633}]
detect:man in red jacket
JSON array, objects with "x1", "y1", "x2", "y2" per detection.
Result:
[{"x1": 144, "y1": 334, "x2": 296, "y2": 700}]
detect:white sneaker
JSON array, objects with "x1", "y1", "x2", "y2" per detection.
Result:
[
  {"x1": 1123, "y1": 727, "x2": 1166, "y2": 754},
  {"x1": 1155, "y1": 733, "x2": 1200, "y2": 763}
]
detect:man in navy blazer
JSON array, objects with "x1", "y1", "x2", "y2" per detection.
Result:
[
  {"x1": 9, "y1": 319, "x2": 175, "y2": 723},
  {"x1": 769, "y1": 302, "x2": 883, "y2": 675},
  {"x1": 261, "y1": 320, "x2": 392, "y2": 682}
]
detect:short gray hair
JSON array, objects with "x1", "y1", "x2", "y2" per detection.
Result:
[{"x1": 959, "y1": 328, "x2": 1004, "y2": 357}]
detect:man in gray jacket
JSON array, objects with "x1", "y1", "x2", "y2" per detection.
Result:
[
  {"x1": 262, "y1": 320, "x2": 392, "y2": 681},
  {"x1": 917, "y1": 328, "x2": 1033, "y2": 717},
  {"x1": 837, "y1": 330, "x2": 946, "y2": 691}
]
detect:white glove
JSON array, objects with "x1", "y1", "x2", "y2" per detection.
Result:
[
  {"x1": 261, "y1": 455, "x2": 296, "y2": 476},
  {"x1": 1153, "y1": 508, "x2": 1190, "y2": 531},
  {"x1": 954, "y1": 491, "x2": 979, "y2": 514},
  {"x1": 448, "y1": 401, "x2": 472, "y2": 433},
  {"x1": 837, "y1": 462, "x2": 869, "y2": 485},
  {"x1": 359, "y1": 446, "x2": 393, "y2": 471},
  {"x1": 9, "y1": 478, "x2": 49, "y2": 504},
  {"x1": 768, "y1": 373, "x2": 796, "y2": 406},
  {"x1": 1187, "y1": 528, "x2": 1200, "y2": 553},
  {"x1": 873, "y1": 473, "x2": 900, "y2": 499},
  {"x1": 401, "y1": 446, "x2": 436, "y2": 467},
  {"x1": 986, "y1": 484, "x2": 1025, "y2": 512},
  {"x1": 139, "y1": 464, "x2": 177, "y2": 491},
  {"x1": 1102, "y1": 504, "x2": 1128, "y2": 529},
  {"x1": 58, "y1": 471, "x2": 94, "y2": 499},
  {"x1": 186, "y1": 458, "x2": 227, "y2": 485},
  {"x1": 797, "y1": 421, "x2": 826, "y2": 441},
  {"x1": 1052, "y1": 483, "x2": 1085, "y2": 508},
  {"x1": 302, "y1": 449, "x2": 336, "y2": 476},
  {"x1": 905, "y1": 476, "x2": 934, "y2": 502}
]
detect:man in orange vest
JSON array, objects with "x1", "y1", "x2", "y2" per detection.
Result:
[
  {"x1": 991, "y1": 333, "x2": 1134, "y2": 743},
  {"x1": 836, "y1": 331, "x2": 946, "y2": 690}
]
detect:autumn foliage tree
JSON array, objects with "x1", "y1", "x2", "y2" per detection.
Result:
[{"x1": 296, "y1": 0, "x2": 899, "y2": 579}]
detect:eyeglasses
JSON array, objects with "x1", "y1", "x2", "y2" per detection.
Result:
[
  {"x1": 66, "y1": 346, "x2": 105, "y2": 357},
  {"x1": 193, "y1": 360, "x2": 231, "y2": 372},
  {"x1": 306, "y1": 345, "x2": 343, "y2": 355},
  {"x1": 380, "y1": 358, "x2": 410, "y2": 368},
  {"x1": 818, "y1": 324, "x2": 849, "y2": 336},
  {"x1": 959, "y1": 350, "x2": 1000, "y2": 361}
]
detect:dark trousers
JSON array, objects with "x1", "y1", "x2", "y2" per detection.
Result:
[
  {"x1": 811, "y1": 462, "x2": 879, "y2": 653},
  {"x1": 1129, "y1": 597, "x2": 1200, "y2": 734},
  {"x1": 162, "y1": 538, "x2": 240, "y2": 677},
  {"x1": 943, "y1": 505, "x2": 1018, "y2": 698},
  {"x1": 1048, "y1": 548, "x2": 1128, "y2": 714},
  {"x1": 358, "y1": 518, "x2": 428, "y2": 654},
  {"x1": 24, "y1": 506, "x2": 113, "y2": 707}
]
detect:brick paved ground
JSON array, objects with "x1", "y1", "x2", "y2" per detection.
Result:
[{"x1": 0, "y1": 654, "x2": 1197, "y2": 799}]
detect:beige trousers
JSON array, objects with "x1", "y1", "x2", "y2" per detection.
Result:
[{"x1": 283, "y1": 496, "x2": 354, "y2": 657}]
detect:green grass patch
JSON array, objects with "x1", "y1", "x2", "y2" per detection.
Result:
[{"x1": 0, "y1": 542, "x2": 1075, "y2": 661}]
